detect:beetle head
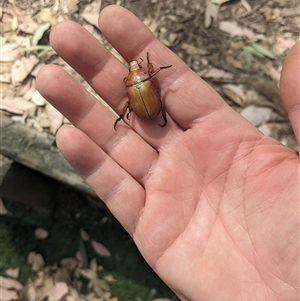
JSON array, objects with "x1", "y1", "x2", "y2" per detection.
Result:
[{"x1": 129, "y1": 60, "x2": 142, "y2": 71}]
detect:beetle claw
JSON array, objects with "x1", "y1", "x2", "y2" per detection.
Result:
[
  {"x1": 126, "y1": 107, "x2": 132, "y2": 120},
  {"x1": 114, "y1": 116, "x2": 123, "y2": 130}
]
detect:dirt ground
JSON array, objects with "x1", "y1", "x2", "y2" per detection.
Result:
[{"x1": 0, "y1": 0, "x2": 299, "y2": 300}]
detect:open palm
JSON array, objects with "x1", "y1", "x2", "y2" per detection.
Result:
[{"x1": 37, "y1": 6, "x2": 299, "y2": 301}]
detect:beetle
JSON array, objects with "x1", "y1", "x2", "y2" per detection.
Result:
[{"x1": 114, "y1": 52, "x2": 172, "y2": 129}]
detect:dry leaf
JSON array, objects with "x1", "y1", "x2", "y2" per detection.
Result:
[
  {"x1": 276, "y1": 36, "x2": 297, "y2": 51},
  {"x1": 267, "y1": 67, "x2": 281, "y2": 85},
  {"x1": 20, "y1": 281, "x2": 37, "y2": 301},
  {"x1": 45, "y1": 281, "x2": 69, "y2": 300},
  {"x1": 0, "y1": 287, "x2": 18, "y2": 301},
  {"x1": 2, "y1": 96, "x2": 36, "y2": 116},
  {"x1": 80, "y1": 268, "x2": 97, "y2": 280},
  {"x1": 18, "y1": 15, "x2": 39, "y2": 34},
  {"x1": 89, "y1": 258, "x2": 98, "y2": 272},
  {"x1": 11, "y1": 56, "x2": 39, "y2": 86},
  {"x1": 181, "y1": 43, "x2": 209, "y2": 55},
  {"x1": 31, "y1": 89, "x2": 46, "y2": 106},
  {"x1": 82, "y1": 13, "x2": 99, "y2": 27},
  {"x1": 80, "y1": 229, "x2": 90, "y2": 241},
  {"x1": 60, "y1": 258, "x2": 78, "y2": 271},
  {"x1": 202, "y1": 68, "x2": 233, "y2": 80},
  {"x1": 222, "y1": 84, "x2": 245, "y2": 106},
  {"x1": 30, "y1": 62, "x2": 45, "y2": 77},
  {"x1": 0, "y1": 276, "x2": 23, "y2": 290},
  {"x1": 103, "y1": 275, "x2": 116, "y2": 283},
  {"x1": 27, "y1": 252, "x2": 45, "y2": 271},
  {"x1": 241, "y1": 0, "x2": 251, "y2": 12},
  {"x1": 258, "y1": 123, "x2": 271, "y2": 136},
  {"x1": 91, "y1": 241, "x2": 111, "y2": 257},
  {"x1": 219, "y1": 21, "x2": 254, "y2": 38},
  {"x1": 34, "y1": 227, "x2": 49, "y2": 239},
  {"x1": 5, "y1": 268, "x2": 19, "y2": 279},
  {"x1": 75, "y1": 251, "x2": 84, "y2": 269},
  {"x1": 143, "y1": 19, "x2": 159, "y2": 35},
  {"x1": 46, "y1": 103, "x2": 64, "y2": 133},
  {"x1": 204, "y1": 0, "x2": 219, "y2": 28},
  {"x1": 0, "y1": 43, "x2": 19, "y2": 62},
  {"x1": 16, "y1": 77, "x2": 33, "y2": 97},
  {"x1": 91, "y1": 277, "x2": 110, "y2": 297}
]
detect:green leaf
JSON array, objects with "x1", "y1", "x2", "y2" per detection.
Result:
[
  {"x1": 243, "y1": 46, "x2": 264, "y2": 58},
  {"x1": 252, "y1": 43, "x2": 275, "y2": 59},
  {"x1": 243, "y1": 48, "x2": 253, "y2": 67},
  {"x1": 253, "y1": 34, "x2": 267, "y2": 41},
  {"x1": 0, "y1": 36, "x2": 7, "y2": 47},
  {"x1": 32, "y1": 23, "x2": 51, "y2": 46}
]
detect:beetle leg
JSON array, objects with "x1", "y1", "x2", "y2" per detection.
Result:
[
  {"x1": 146, "y1": 52, "x2": 172, "y2": 77},
  {"x1": 114, "y1": 101, "x2": 130, "y2": 130},
  {"x1": 126, "y1": 106, "x2": 132, "y2": 120},
  {"x1": 159, "y1": 101, "x2": 167, "y2": 127}
]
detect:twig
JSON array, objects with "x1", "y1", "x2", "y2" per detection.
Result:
[{"x1": 240, "y1": 0, "x2": 270, "y2": 19}]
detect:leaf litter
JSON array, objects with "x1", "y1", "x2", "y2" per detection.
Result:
[
  {"x1": 0, "y1": 0, "x2": 299, "y2": 300},
  {"x1": 0, "y1": 0, "x2": 298, "y2": 147}
]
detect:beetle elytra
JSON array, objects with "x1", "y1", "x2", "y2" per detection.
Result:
[{"x1": 114, "y1": 52, "x2": 172, "y2": 129}]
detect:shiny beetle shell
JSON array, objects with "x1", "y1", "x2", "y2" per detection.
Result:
[{"x1": 114, "y1": 52, "x2": 172, "y2": 129}]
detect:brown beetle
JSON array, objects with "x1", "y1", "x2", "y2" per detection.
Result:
[{"x1": 114, "y1": 52, "x2": 172, "y2": 129}]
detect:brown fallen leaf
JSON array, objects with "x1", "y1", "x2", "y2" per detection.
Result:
[
  {"x1": 34, "y1": 227, "x2": 49, "y2": 239},
  {"x1": 10, "y1": 55, "x2": 39, "y2": 86},
  {"x1": 82, "y1": 13, "x2": 99, "y2": 27},
  {"x1": 0, "y1": 276, "x2": 23, "y2": 290},
  {"x1": 60, "y1": 258, "x2": 78, "y2": 271},
  {"x1": 2, "y1": 96, "x2": 36, "y2": 116},
  {"x1": 46, "y1": 103, "x2": 64, "y2": 133},
  {"x1": 0, "y1": 287, "x2": 18, "y2": 301},
  {"x1": 19, "y1": 281, "x2": 37, "y2": 301},
  {"x1": 27, "y1": 252, "x2": 45, "y2": 271},
  {"x1": 91, "y1": 277, "x2": 111, "y2": 298},
  {"x1": 5, "y1": 268, "x2": 19, "y2": 279},
  {"x1": 219, "y1": 21, "x2": 254, "y2": 38},
  {"x1": 80, "y1": 228, "x2": 90, "y2": 241},
  {"x1": 0, "y1": 43, "x2": 19, "y2": 62},
  {"x1": 44, "y1": 281, "x2": 69, "y2": 300},
  {"x1": 204, "y1": 0, "x2": 219, "y2": 28},
  {"x1": 91, "y1": 241, "x2": 111, "y2": 257},
  {"x1": 181, "y1": 43, "x2": 209, "y2": 56},
  {"x1": 202, "y1": 68, "x2": 233, "y2": 80},
  {"x1": 31, "y1": 89, "x2": 46, "y2": 106},
  {"x1": 222, "y1": 84, "x2": 246, "y2": 106}
]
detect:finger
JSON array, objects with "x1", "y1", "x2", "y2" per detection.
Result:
[
  {"x1": 48, "y1": 19, "x2": 182, "y2": 148},
  {"x1": 280, "y1": 41, "x2": 300, "y2": 144},
  {"x1": 56, "y1": 125, "x2": 144, "y2": 234},
  {"x1": 36, "y1": 64, "x2": 159, "y2": 184},
  {"x1": 99, "y1": 5, "x2": 227, "y2": 130},
  {"x1": 49, "y1": 20, "x2": 127, "y2": 112}
]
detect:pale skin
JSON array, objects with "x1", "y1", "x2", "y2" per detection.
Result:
[{"x1": 36, "y1": 5, "x2": 299, "y2": 301}]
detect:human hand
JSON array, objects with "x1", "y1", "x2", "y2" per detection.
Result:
[{"x1": 36, "y1": 5, "x2": 299, "y2": 301}]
